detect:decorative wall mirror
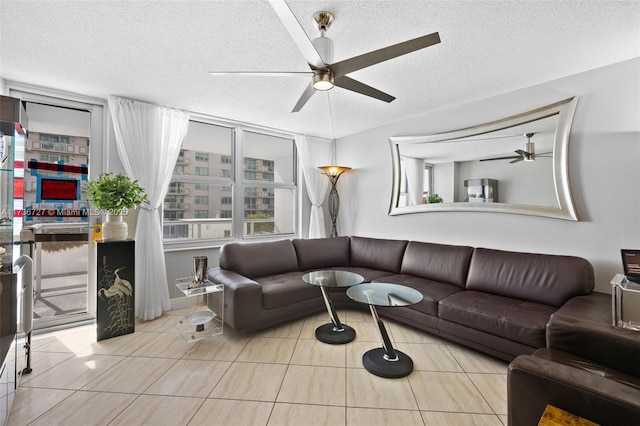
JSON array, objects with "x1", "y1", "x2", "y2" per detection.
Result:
[{"x1": 389, "y1": 97, "x2": 579, "y2": 220}]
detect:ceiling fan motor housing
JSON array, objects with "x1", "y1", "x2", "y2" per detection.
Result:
[
  {"x1": 312, "y1": 31, "x2": 335, "y2": 90},
  {"x1": 524, "y1": 141, "x2": 535, "y2": 161},
  {"x1": 312, "y1": 35, "x2": 334, "y2": 64}
]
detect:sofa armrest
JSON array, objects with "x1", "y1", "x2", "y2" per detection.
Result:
[
  {"x1": 508, "y1": 350, "x2": 640, "y2": 426},
  {"x1": 547, "y1": 293, "x2": 640, "y2": 377},
  {"x1": 550, "y1": 292, "x2": 611, "y2": 324},
  {"x1": 207, "y1": 267, "x2": 263, "y2": 331}
]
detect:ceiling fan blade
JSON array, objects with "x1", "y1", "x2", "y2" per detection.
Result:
[
  {"x1": 509, "y1": 157, "x2": 525, "y2": 164},
  {"x1": 479, "y1": 156, "x2": 521, "y2": 162},
  {"x1": 209, "y1": 71, "x2": 313, "y2": 77},
  {"x1": 334, "y1": 76, "x2": 395, "y2": 103},
  {"x1": 330, "y1": 32, "x2": 441, "y2": 77},
  {"x1": 291, "y1": 82, "x2": 317, "y2": 112},
  {"x1": 269, "y1": 0, "x2": 327, "y2": 70}
]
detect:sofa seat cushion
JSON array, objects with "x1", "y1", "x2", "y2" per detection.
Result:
[
  {"x1": 257, "y1": 272, "x2": 320, "y2": 310},
  {"x1": 439, "y1": 290, "x2": 556, "y2": 347},
  {"x1": 372, "y1": 274, "x2": 462, "y2": 316}
]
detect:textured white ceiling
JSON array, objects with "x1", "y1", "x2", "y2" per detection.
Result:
[{"x1": 1, "y1": 0, "x2": 638, "y2": 139}]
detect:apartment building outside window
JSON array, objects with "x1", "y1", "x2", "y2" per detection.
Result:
[
  {"x1": 195, "y1": 166, "x2": 209, "y2": 176},
  {"x1": 195, "y1": 152, "x2": 209, "y2": 161},
  {"x1": 162, "y1": 120, "x2": 296, "y2": 245}
]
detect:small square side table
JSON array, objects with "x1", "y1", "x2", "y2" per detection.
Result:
[
  {"x1": 610, "y1": 273, "x2": 640, "y2": 331},
  {"x1": 175, "y1": 277, "x2": 224, "y2": 342}
]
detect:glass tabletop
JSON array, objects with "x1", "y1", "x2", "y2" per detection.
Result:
[
  {"x1": 302, "y1": 270, "x2": 365, "y2": 288},
  {"x1": 346, "y1": 283, "x2": 423, "y2": 307}
]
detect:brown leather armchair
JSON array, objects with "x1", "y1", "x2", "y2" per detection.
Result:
[{"x1": 508, "y1": 293, "x2": 640, "y2": 425}]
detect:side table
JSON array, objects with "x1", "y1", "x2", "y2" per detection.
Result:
[
  {"x1": 302, "y1": 270, "x2": 364, "y2": 344},
  {"x1": 610, "y1": 273, "x2": 640, "y2": 330},
  {"x1": 175, "y1": 277, "x2": 224, "y2": 342},
  {"x1": 346, "y1": 282, "x2": 423, "y2": 378}
]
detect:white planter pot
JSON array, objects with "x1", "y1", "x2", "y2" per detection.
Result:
[{"x1": 102, "y1": 213, "x2": 128, "y2": 241}]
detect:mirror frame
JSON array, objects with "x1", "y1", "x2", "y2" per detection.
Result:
[{"x1": 389, "y1": 97, "x2": 579, "y2": 220}]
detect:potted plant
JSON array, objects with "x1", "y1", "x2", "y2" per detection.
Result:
[
  {"x1": 427, "y1": 193, "x2": 444, "y2": 203},
  {"x1": 82, "y1": 172, "x2": 147, "y2": 241}
]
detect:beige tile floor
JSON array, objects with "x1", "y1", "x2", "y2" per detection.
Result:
[{"x1": 8, "y1": 308, "x2": 509, "y2": 426}]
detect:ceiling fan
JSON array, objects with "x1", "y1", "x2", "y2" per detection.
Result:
[
  {"x1": 479, "y1": 133, "x2": 552, "y2": 164},
  {"x1": 209, "y1": 0, "x2": 441, "y2": 112}
]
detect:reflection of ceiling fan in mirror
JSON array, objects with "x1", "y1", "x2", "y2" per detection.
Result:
[
  {"x1": 209, "y1": 0, "x2": 441, "y2": 112},
  {"x1": 480, "y1": 133, "x2": 552, "y2": 164}
]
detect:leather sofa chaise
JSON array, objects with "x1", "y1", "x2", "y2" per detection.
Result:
[{"x1": 207, "y1": 235, "x2": 596, "y2": 362}]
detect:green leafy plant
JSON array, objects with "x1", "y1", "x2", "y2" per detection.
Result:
[
  {"x1": 82, "y1": 172, "x2": 147, "y2": 213},
  {"x1": 427, "y1": 193, "x2": 444, "y2": 204}
]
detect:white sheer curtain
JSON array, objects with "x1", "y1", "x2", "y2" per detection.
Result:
[
  {"x1": 295, "y1": 135, "x2": 333, "y2": 238},
  {"x1": 403, "y1": 156, "x2": 425, "y2": 206},
  {"x1": 108, "y1": 96, "x2": 190, "y2": 320}
]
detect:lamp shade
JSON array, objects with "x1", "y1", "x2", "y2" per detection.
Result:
[{"x1": 318, "y1": 166, "x2": 351, "y2": 177}]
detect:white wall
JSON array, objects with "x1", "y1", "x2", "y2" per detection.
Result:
[
  {"x1": 454, "y1": 156, "x2": 556, "y2": 205},
  {"x1": 336, "y1": 58, "x2": 640, "y2": 293}
]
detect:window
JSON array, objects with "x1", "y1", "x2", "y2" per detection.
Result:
[
  {"x1": 243, "y1": 131, "x2": 295, "y2": 237},
  {"x1": 195, "y1": 196, "x2": 208, "y2": 205},
  {"x1": 168, "y1": 182, "x2": 187, "y2": 195},
  {"x1": 165, "y1": 211, "x2": 184, "y2": 220},
  {"x1": 163, "y1": 120, "x2": 296, "y2": 245},
  {"x1": 195, "y1": 167, "x2": 209, "y2": 176},
  {"x1": 40, "y1": 153, "x2": 71, "y2": 162}
]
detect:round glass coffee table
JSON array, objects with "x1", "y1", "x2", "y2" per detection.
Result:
[
  {"x1": 303, "y1": 270, "x2": 364, "y2": 344},
  {"x1": 346, "y1": 283, "x2": 423, "y2": 378}
]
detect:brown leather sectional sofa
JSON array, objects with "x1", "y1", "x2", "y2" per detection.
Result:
[
  {"x1": 207, "y1": 235, "x2": 595, "y2": 361},
  {"x1": 207, "y1": 235, "x2": 640, "y2": 424}
]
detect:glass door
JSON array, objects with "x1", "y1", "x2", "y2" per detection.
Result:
[{"x1": 9, "y1": 90, "x2": 104, "y2": 331}]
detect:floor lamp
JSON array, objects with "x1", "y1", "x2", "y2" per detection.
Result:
[{"x1": 318, "y1": 166, "x2": 351, "y2": 237}]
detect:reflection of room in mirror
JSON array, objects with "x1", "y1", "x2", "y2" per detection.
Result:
[
  {"x1": 388, "y1": 97, "x2": 578, "y2": 220},
  {"x1": 399, "y1": 115, "x2": 557, "y2": 206},
  {"x1": 465, "y1": 178, "x2": 498, "y2": 203},
  {"x1": 398, "y1": 157, "x2": 433, "y2": 206}
]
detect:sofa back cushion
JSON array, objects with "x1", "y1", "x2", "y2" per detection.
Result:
[
  {"x1": 219, "y1": 240, "x2": 299, "y2": 279},
  {"x1": 349, "y1": 236, "x2": 408, "y2": 273},
  {"x1": 401, "y1": 241, "x2": 474, "y2": 288},
  {"x1": 466, "y1": 248, "x2": 595, "y2": 307},
  {"x1": 292, "y1": 237, "x2": 350, "y2": 271}
]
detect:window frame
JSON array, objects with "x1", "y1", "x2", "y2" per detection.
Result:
[{"x1": 162, "y1": 115, "x2": 298, "y2": 250}]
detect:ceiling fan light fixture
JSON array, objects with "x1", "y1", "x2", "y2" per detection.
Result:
[{"x1": 313, "y1": 72, "x2": 335, "y2": 90}]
